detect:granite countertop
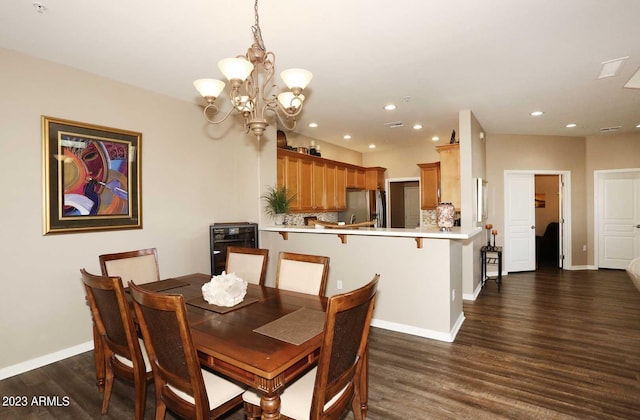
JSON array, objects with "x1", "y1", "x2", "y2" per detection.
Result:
[{"x1": 260, "y1": 225, "x2": 482, "y2": 240}]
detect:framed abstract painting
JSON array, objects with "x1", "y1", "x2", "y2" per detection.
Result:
[{"x1": 42, "y1": 116, "x2": 142, "y2": 234}]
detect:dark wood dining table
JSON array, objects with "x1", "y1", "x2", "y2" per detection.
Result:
[{"x1": 95, "y1": 273, "x2": 349, "y2": 419}]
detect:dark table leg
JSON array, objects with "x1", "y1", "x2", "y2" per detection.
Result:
[{"x1": 497, "y1": 250, "x2": 502, "y2": 291}]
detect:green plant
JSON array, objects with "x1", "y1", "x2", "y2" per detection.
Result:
[{"x1": 262, "y1": 185, "x2": 295, "y2": 217}]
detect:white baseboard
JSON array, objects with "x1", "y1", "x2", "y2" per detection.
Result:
[
  {"x1": 0, "y1": 340, "x2": 94, "y2": 381},
  {"x1": 371, "y1": 312, "x2": 465, "y2": 343},
  {"x1": 566, "y1": 265, "x2": 597, "y2": 270},
  {"x1": 463, "y1": 281, "x2": 483, "y2": 301}
]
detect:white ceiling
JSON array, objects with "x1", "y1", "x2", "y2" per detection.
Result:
[{"x1": 1, "y1": 0, "x2": 639, "y2": 153}]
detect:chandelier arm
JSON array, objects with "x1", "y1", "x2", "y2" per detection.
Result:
[
  {"x1": 202, "y1": 103, "x2": 236, "y2": 125},
  {"x1": 275, "y1": 96, "x2": 304, "y2": 118},
  {"x1": 260, "y1": 52, "x2": 277, "y2": 104},
  {"x1": 273, "y1": 109, "x2": 297, "y2": 131}
]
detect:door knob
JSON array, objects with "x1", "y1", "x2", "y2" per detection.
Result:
[
  {"x1": 636, "y1": 224, "x2": 640, "y2": 228},
  {"x1": 531, "y1": 225, "x2": 535, "y2": 229}
]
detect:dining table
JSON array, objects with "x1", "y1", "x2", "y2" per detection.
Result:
[{"x1": 92, "y1": 273, "x2": 368, "y2": 419}]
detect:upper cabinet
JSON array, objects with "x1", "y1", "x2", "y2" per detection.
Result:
[
  {"x1": 436, "y1": 144, "x2": 460, "y2": 210},
  {"x1": 277, "y1": 149, "x2": 385, "y2": 213},
  {"x1": 346, "y1": 167, "x2": 366, "y2": 189},
  {"x1": 365, "y1": 167, "x2": 386, "y2": 191},
  {"x1": 417, "y1": 162, "x2": 440, "y2": 210}
]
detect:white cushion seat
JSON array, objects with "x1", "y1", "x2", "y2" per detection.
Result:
[
  {"x1": 114, "y1": 338, "x2": 152, "y2": 373},
  {"x1": 242, "y1": 367, "x2": 347, "y2": 420},
  {"x1": 168, "y1": 369, "x2": 246, "y2": 411}
]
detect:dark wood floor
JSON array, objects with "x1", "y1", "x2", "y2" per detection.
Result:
[{"x1": 2, "y1": 268, "x2": 639, "y2": 419}]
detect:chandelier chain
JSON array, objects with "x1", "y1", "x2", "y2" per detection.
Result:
[{"x1": 251, "y1": 0, "x2": 266, "y2": 51}]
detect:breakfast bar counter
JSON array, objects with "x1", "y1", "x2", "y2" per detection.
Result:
[{"x1": 259, "y1": 225, "x2": 481, "y2": 342}]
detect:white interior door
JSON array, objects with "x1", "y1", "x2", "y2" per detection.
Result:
[
  {"x1": 505, "y1": 173, "x2": 536, "y2": 272},
  {"x1": 598, "y1": 171, "x2": 640, "y2": 269}
]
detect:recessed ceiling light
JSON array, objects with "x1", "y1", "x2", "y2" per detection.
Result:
[
  {"x1": 308, "y1": 122, "x2": 318, "y2": 128},
  {"x1": 413, "y1": 124, "x2": 423, "y2": 130},
  {"x1": 368, "y1": 144, "x2": 376, "y2": 149},
  {"x1": 566, "y1": 123, "x2": 577, "y2": 128},
  {"x1": 636, "y1": 123, "x2": 640, "y2": 128},
  {"x1": 431, "y1": 136, "x2": 439, "y2": 142},
  {"x1": 530, "y1": 111, "x2": 544, "y2": 117},
  {"x1": 343, "y1": 134, "x2": 351, "y2": 140},
  {"x1": 383, "y1": 104, "x2": 397, "y2": 111}
]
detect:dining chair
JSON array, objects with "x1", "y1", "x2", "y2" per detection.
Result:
[
  {"x1": 243, "y1": 274, "x2": 379, "y2": 420},
  {"x1": 94, "y1": 247, "x2": 159, "y2": 395},
  {"x1": 99, "y1": 248, "x2": 160, "y2": 285},
  {"x1": 275, "y1": 252, "x2": 330, "y2": 296},
  {"x1": 225, "y1": 246, "x2": 269, "y2": 285},
  {"x1": 80, "y1": 269, "x2": 153, "y2": 420},
  {"x1": 128, "y1": 281, "x2": 246, "y2": 420}
]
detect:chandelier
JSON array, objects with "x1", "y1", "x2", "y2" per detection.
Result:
[{"x1": 193, "y1": 0, "x2": 312, "y2": 141}]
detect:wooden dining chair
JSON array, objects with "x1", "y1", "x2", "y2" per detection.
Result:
[
  {"x1": 80, "y1": 269, "x2": 153, "y2": 420},
  {"x1": 93, "y1": 248, "x2": 159, "y2": 395},
  {"x1": 225, "y1": 246, "x2": 269, "y2": 286},
  {"x1": 275, "y1": 252, "x2": 330, "y2": 296},
  {"x1": 243, "y1": 274, "x2": 379, "y2": 420},
  {"x1": 128, "y1": 281, "x2": 246, "y2": 420},
  {"x1": 99, "y1": 248, "x2": 160, "y2": 285}
]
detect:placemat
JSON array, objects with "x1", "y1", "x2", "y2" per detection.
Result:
[
  {"x1": 125, "y1": 279, "x2": 189, "y2": 293},
  {"x1": 186, "y1": 296, "x2": 258, "y2": 314},
  {"x1": 253, "y1": 307, "x2": 325, "y2": 345}
]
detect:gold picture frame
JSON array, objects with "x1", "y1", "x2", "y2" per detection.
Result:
[{"x1": 42, "y1": 116, "x2": 142, "y2": 234}]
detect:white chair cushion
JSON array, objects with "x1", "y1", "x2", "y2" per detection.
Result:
[
  {"x1": 104, "y1": 254, "x2": 159, "y2": 284},
  {"x1": 626, "y1": 256, "x2": 640, "y2": 293},
  {"x1": 114, "y1": 338, "x2": 152, "y2": 373},
  {"x1": 242, "y1": 367, "x2": 347, "y2": 420},
  {"x1": 167, "y1": 368, "x2": 245, "y2": 410},
  {"x1": 278, "y1": 260, "x2": 325, "y2": 295},
  {"x1": 227, "y1": 253, "x2": 265, "y2": 285}
]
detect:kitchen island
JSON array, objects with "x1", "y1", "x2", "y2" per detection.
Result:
[{"x1": 260, "y1": 225, "x2": 481, "y2": 342}]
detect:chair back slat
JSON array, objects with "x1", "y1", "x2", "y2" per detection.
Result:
[
  {"x1": 225, "y1": 246, "x2": 269, "y2": 285},
  {"x1": 276, "y1": 252, "x2": 330, "y2": 296},
  {"x1": 99, "y1": 248, "x2": 160, "y2": 285}
]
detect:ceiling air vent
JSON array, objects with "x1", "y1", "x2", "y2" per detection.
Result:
[
  {"x1": 384, "y1": 121, "x2": 404, "y2": 129},
  {"x1": 599, "y1": 126, "x2": 621, "y2": 133}
]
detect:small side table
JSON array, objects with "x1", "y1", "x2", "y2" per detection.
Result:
[{"x1": 480, "y1": 245, "x2": 502, "y2": 291}]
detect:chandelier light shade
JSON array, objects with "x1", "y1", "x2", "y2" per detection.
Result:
[
  {"x1": 193, "y1": 0, "x2": 312, "y2": 141},
  {"x1": 217, "y1": 58, "x2": 254, "y2": 82},
  {"x1": 280, "y1": 68, "x2": 313, "y2": 91}
]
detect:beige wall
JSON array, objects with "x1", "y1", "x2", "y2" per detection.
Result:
[
  {"x1": 283, "y1": 131, "x2": 363, "y2": 166},
  {"x1": 486, "y1": 132, "x2": 640, "y2": 269},
  {"x1": 362, "y1": 142, "x2": 441, "y2": 179},
  {"x1": 459, "y1": 110, "x2": 487, "y2": 297},
  {"x1": 486, "y1": 134, "x2": 588, "y2": 266},
  {"x1": 0, "y1": 48, "x2": 263, "y2": 371}
]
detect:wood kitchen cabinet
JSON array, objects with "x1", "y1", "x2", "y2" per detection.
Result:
[
  {"x1": 436, "y1": 144, "x2": 460, "y2": 210},
  {"x1": 277, "y1": 149, "x2": 384, "y2": 213},
  {"x1": 418, "y1": 162, "x2": 440, "y2": 210},
  {"x1": 365, "y1": 167, "x2": 386, "y2": 190},
  {"x1": 346, "y1": 167, "x2": 366, "y2": 189}
]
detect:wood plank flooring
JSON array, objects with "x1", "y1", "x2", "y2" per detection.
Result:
[{"x1": 1, "y1": 267, "x2": 639, "y2": 419}]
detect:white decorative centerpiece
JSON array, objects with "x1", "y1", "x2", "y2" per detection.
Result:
[{"x1": 202, "y1": 271, "x2": 248, "y2": 307}]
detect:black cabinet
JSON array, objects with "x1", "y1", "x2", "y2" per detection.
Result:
[{"x1": 209, "y1": 223, "x2": 258, "y2": 275}]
